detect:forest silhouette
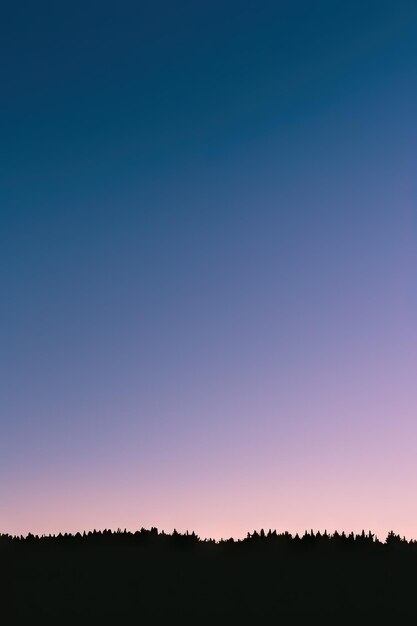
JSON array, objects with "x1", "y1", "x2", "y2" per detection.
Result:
[{"x1": 2, "y1": 526, "x2": 417, "y2": 616}]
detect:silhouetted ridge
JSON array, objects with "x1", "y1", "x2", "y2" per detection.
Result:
[
  {"x1": 0, "y1": 526, "x2": 411, "y2": 547},
  {"x1": 1, "y1": 527, "x2": 416, "y2": 616}
]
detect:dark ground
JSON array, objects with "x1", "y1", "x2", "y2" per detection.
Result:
[{"x1": 2, "y1": 528, "x2": 417, "y2": 616}]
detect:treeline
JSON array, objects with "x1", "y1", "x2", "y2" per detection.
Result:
[
  {"x1": 0, "y1": 526, "x2": 413, "y2": 550},
  {"x1": 2, "y1": 526, "x2": 417, "y2": 616}
]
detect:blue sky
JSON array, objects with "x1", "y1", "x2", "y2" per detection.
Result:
[{"x1": 1, "y1": 1, "x2": 416, "y2": 538}]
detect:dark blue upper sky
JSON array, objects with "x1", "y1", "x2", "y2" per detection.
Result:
[
  {"x1": 1, "y1": 1, "x2": 417, "y2": 537},
  {"x1": 2, "y1": 0, "x2": 415, "y2": 200}
]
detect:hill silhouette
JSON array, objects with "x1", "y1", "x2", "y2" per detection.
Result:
[{"x1": 2, "y1": 526, "x2": 417, "y2": 616}]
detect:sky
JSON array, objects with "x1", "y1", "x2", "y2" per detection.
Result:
[{"x1": 1, "y1": 0, "x2": 416, "y2": 540}]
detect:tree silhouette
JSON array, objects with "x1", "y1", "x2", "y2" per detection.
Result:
[{"x1": 2, "y1": 527, "x2": 417, "y2": 616}]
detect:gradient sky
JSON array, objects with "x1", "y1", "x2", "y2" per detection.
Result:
[{"x1": 1, "y1": 0, "x2": 416, "y2": 540}]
